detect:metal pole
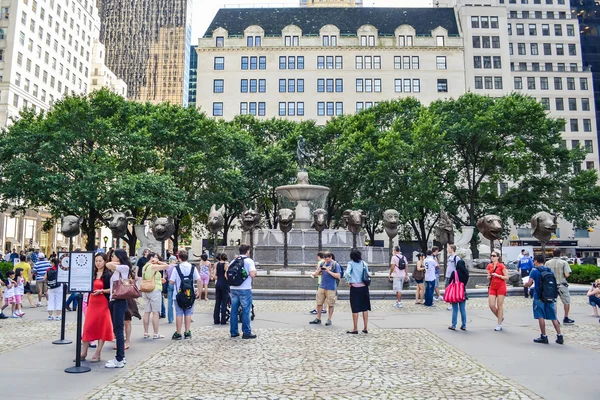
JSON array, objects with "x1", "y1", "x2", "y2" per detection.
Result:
[
  {"x1": 283, "y1": 231, "x2": 288, "y2": 269},
  {"x1": 388, "y1": 237, "x2": 393, "y2": 266},
  {"x1": 54, "y1": 235, "x2": 73, "y2": 345},
  {"x1": 318, "y1": 231, "x2": 322, "y2": 253},
  {"x1": 64, "y1": 293, "x2": 90, "y2": 374}
]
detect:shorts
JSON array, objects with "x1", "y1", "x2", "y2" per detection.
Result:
[
  {"x1": 315, "y1": 287, "x2": 337, "y2": 307},
  {"x1": 24, "y1": 282, "x2": 32, "y2": 294},
  {"x1": 36, "y1": 280, "x2": 47, "y2": 296},
  {"x1": 143, "y1": 290, "x2": 162, "y2": 313},
  {"x1": 393, "y1": 276, "x2": 405, "y2": 293},
  {"x1": 488, "y1": 284, "x2": 507, "y2": 297},
  {"x1": 200, "y1": 274, "x2": 210, "y2": 285},
  {"x1": 434, "y1": 276, "x2": 440, "y2": 288},
  {"x1": 14, "y1": 294, "x2": 23, "y2": 304},
  {"x1": 533, "y1": 298, "x2": 557, "y2": 320},
  {"x1": 175, "y1": 302, "x2": 194, "y2": 317},
  {"x1": 558, "y1": 285, "x2": 571, "y2": 305},
  {"x1": 4, "y1": 296, "x2": 15, "y2": 306},
  {"x1": 415, "y1": 279, "x2": 424, "y2": 284}
]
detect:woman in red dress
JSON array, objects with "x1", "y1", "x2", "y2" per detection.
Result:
[{"x1": 79, "y1": 253, "x2": 114, "y2": 362}]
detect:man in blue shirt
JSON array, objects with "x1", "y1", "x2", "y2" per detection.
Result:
[
  {"x1": 309, "y1": 251, "x2": 341, "y2": 326},
  {"x1": 524, "y1": 255, "x2": 563, "y2": 345},
  {"x1": 518, "y1": 250, "x2": 535, "y2": 298}
]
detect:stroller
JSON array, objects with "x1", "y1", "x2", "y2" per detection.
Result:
[{"x1": 225, "y1": 295, "x2": 255, "y2": 323}]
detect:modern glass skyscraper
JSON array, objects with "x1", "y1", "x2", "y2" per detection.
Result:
[
  {"x1": 188, "y1": 45, "x2": 197, "y2": 108},
  {"x1": 97, "y1": 0, "x2": 192, "y2": 105}
]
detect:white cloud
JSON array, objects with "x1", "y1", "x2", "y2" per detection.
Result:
[{"x1": 192, "y1": 0, "x2": 433, "y2": 45}]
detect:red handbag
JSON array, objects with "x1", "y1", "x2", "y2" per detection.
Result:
[{"x1": 444, "y1": 271, "x2": 465, "y2": 303}]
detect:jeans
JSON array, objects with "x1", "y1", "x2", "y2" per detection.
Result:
[
  {"x1": 230, "y1": 289, "x2": 252, "y2": 336},
  {"x1": 424, "y1": 280, "x2": 435, "y2": 306},
  {"x1": 520, "y1": 270, "x2": 531, "y2": 297},
  {"x1": 109, "y1": 299, "x2": 127, "y2": 362},
  {"x1": 451, "y1": 301, "x2": 467, "y2": 328},
  {"x1": 160, "y1": 296, "x2": 165, "y2": 317},
  {"x1": 589, "y1": 295, "x2": 600, "y2": 307},
  {"x1": 66, "y1": 292, "x2": 78, "y2": 310},
  {"x1": 213, "y1": 284, "x2": 229, "y2": 324},
  {"x1": 167, "y1": 283, "x2": 174, "y2": 323}
]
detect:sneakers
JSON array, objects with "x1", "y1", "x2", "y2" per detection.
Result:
[
  {"x1": 310, "y1": 309, "x2": 318, "y2": 314},
  {"x1": 563, "y1": 317, "x2": 575, "y2": 324},
  {"x1": 325, "y1": 319, "x2": 332, "y2": 326},
  {"x1": 434, "y1": 296, "x2": 441, "y2": 301},
  {"x1": 55, "y1": 316, "x2": 62, "y2": 321},
  {"x1": 12, "y1": 313, "x2": 19, "y2": 318},
  {"x1": 321, "y1": 309, "x2": 327, "y2": 313},
  {"x1": 171, "y1": 332, "x2": 183, "y2": 340},
  {"x1": 309, "y1": 318, "x2": 322, "y2": 325},
  {"x1": 534, "y1": 335, "x2": 549, "y2": 344},
  {"x1": 556, "y1": 334, "x2": 564, "y2": 345},
  {"x1": 0, "y1": 313, "x2": 7, "y2": 319},
  {"x1": 242, "y1": 333, "x2": 257, "y2": 339},
  {"x1": 47, "y1": 315, "x2": 54, "y2": 321},
  {"x1": 184, "y1": 331, "x2": 191, "y2": 340},
  {"x1": 494, "y1": 325, "x2": 503, "y2": 331},
  {"x1": 105, "y1": 358, "x2": 125, "y2": 369},
  {"x1": 231, "y1": 333, "x2": 240, "y2": 338},
  {"x1": 393, "y1": 302, "x2": 403, "y2": 309},
  {"x1": 37, "y1": 302, "x2": 42, "y2": 307}
]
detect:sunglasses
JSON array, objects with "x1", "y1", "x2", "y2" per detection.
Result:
[{"x1": 491, "y1": 254, "x2": 498, "y2": 257}]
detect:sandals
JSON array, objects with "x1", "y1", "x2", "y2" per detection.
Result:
[
  {"x1": 143, "y1": 333, "x2": 150, "y2": 339},
  {"x1": 153, "y1": 334, "x2": 164, "y2": 339},
  {"x1": 90, "y1": 356, "x2": 101, "y2": 363},
  {"x1": 73, "y1": 356, "x2": 86, "y2": 362}
]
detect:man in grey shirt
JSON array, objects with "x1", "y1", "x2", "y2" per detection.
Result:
[{"x1": 545, "y1": 249, "x2": 574, "y2": 324}]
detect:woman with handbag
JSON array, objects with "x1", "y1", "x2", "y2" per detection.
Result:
[
  {"x1": 344, "y1": 248, "x2": 371, "y2": 335},
  {"x1": 140, "y1": 252, "x2": 170, "y2": 339},
  {"x1": 105, "y1": 248, "x2": 137, "y2": 369},
  {"x1": 447, "y1": 259, "x2": 469, "y2": 331}
]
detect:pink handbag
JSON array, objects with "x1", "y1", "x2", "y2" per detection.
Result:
[{"x1": 444, "y1": 271, "x2": 466, "y2": 303}]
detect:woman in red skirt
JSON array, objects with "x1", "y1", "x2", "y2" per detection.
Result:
[{"x1": 79, "y1": 253, "x2": 114, "y2": 362}]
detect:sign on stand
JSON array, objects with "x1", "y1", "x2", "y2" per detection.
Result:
[
  {"x1": 68, "y1": 252, "x2": 94, "y2": 293},
  {"x1": 58, "y1": 253, "x2": 70, "y2": 283}
]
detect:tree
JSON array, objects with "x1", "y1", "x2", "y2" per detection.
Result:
[
  {"x1": 429, "y1": 93, "x2": 593, "y2": 256},
  {"x1": 0, "y1": 89, "x2": 181, "y2": 251}
]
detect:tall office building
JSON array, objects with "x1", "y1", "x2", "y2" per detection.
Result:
[
  {"x1": 300, "y1": 0, "x2": 363, "y2": 6},
  {"x1": 97, "y1": 0, "x2": 192, "y2": 105},
  {"x1": 188, "y1": 45, "x2": 197, "y2": 107}
]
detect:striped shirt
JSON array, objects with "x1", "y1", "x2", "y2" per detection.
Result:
[{"x1": 33, "y1": 260, "x2": 52, "y2": 280}]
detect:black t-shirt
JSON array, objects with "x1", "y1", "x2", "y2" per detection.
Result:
[{"x1": 136, "y1": 257, "x2": 147, "y2": 277}]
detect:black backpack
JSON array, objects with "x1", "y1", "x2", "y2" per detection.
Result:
[
  {"x1": 396, "y1": 255, "x2": 407, "y2": 270},
  {"x1": 536, "y1": 266, "x2": 558, "y2": 302},
  {"x1": 175, "y1": 264, "x2": 196, "y2": 310},
  {"x1": 226, "y1": 256, "x2": 248, "y2": 287},
  {"x1": 46, "y1": 268, "x2": 60, "y2": 289}
]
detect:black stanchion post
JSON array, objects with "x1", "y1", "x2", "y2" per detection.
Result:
[
  {"x1": 52, "y1": 282, "x2": 72, "y2": 345},
  {"x1": 65, "y1": 293, "x2": 90, "y2": 374}
]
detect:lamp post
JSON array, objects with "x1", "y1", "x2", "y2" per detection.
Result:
[{"x1": 103, "y1": 236, "x2": 108, "y2": 252}]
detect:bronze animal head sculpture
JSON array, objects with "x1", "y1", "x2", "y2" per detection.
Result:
[
  {"x1": 60, "y1": 215, "x2": 84, "y2": 238},
  {"x1": 531, "y1": 211, "x2": 557, "y2": 243},
  {"x1": 312, "y1": 209, "x2": 328, "y2": 232},
  {"x1": 476, "y1": 214, "x2": 503, "y2": 241},
  {"x1": 106, "y1": 209, "x2": 135, "y2": 239},
  {"x1": 151, "y1": 216, "x2": 175, "y2": 242},
  {"x1": 278, "y1": 209, "x2": 295, "y2": 234},
  {"x1": 208, "y1": 204, "x2": 225, "y2": 235},
  {"x1": 342, "y1": 209, "x2": 366, "y2": 235},
  {"x1": 382, "y1": 209, "x2": 399, "y2": 238},
  {"x1": 241, "y1": 208, "x2": 261, "y2": 232},
  {"x1": 434, "y1": 210, "x2": 454, "y2": 245}
]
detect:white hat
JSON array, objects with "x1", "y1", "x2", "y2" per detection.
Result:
[{"x1": 38, "y1": 252, "x2": 46, "y2": 259}]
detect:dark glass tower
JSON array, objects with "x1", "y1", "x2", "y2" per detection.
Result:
[{"x1": 188, "y1": 46, "x2": 197, "y2": 108}]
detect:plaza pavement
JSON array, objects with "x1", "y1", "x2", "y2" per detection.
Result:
[{"x1": 0, "y1": 294, "x2": 598, "y2": 400}]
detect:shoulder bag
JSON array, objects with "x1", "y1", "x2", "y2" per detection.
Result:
[
  {"x1": 112, "y1": 268, "x2": 141, "y2": 300},
  {"x1": 140, "y1": 264, "x2": 158, "y2": 293},
  {"x1": 361, "y1": 262, "x2": 371, "y2": 287},
  {"x1": 443, "y1": 271, "x2": 465, "y2": 303}
]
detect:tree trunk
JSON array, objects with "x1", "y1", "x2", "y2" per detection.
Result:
[
  {"x1": 222, "y1": 213, "x2": 237, "y2": 246},
  {"x1": 172, "y1": 214, "x2": 182, "y2": 253},
  {"x1": 84, "y1": 208, "x2": 97, "y2": 251}
]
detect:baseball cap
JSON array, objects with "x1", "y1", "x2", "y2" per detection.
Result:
[{"x1": 38, "y1": 252, "x2": 46, "y2": 259}]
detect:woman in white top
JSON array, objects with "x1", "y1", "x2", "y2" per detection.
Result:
[{"x1": 105, "y1": 249, "x2": 132, "y2": 369}]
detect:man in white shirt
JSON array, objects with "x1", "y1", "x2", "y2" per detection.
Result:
[
  {"x1": 169, "y1": 249, "x2": 201, "y2": 340},
  {"x1": 388, "y1": 246, "x2": 408, "y2": 308},
  {"x1": 424, "y1": 250, "x2": 438, "y2": 307},
  {"x1": 230, "y1": 244, "x2": 257, "y2": 339}
]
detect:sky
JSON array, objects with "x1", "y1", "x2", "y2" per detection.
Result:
[{"x1": 192, "y1": 0, "x2": 433, "y2": 44}]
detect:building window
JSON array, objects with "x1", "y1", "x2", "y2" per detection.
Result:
[
  {"x1": 404, "y1": 79, "x2": 412, "y2": 92},
  {"x1": 413, "y1": 79, "x2": 421, "y2": 93},
  {"x1": 403, "y1": 56, "x2": 410, "y2": 69},
  {"x1": 298, "y1": 56, "x2": 304, "y2": 69},
  {"x1": 436, "y1": 36, "x2": 445, "y2": 46},
  {"x1": 374, "y1": 79, "x2": 381, "y2": 92},
  {"x1": 297, "y1": 102, "x2": 304, "y2": 116},
  {"x1": 326, "y1": 79, "x2": 334, "y2": 93},
  {"x1": 574, "y1": 228, "x2": 590, "y2": 238},
  {"x1": 412, "y1": 56, "x2": 419, "y2": 69},
  {"x1": 259, "y1": 79, "x2": 266, "y2": 93},
  {"x1": 582, "y1": 98, "x2": 590, "y2": 111},
  {"x1": 249, "y1": 56, "x2": 257, "y2": 70},
  {"x1": 540, "y1": 77, "x2": 548, "y2": 90},
  {"x1": 567, "y1": 77, "x2": 575, "y2": 90},
  {"x1": 542, "y1": 24, "x2": 549, "y2": 36},
  {"x1": 531, "y1": 43, "x2": 538, "y2": 55},
  {"x1": 288, "y1": 56, "x2": 296, "y2": 70},
  {"x1": 567, "y1": 24, "x2": 575, "y2": 36},
  {"x1": 280, "y1": 56, "x2": 286, "y2": 69},
  {"x1": 335, "y1": 79, "x2": 343, "y2": 92},
  {"x1": 437, "y1": 79, "x2": 448, "y2": 92},
  {"x1": 474, "y1": 56, "x2": 482, "y2": 69},
  {"x1": 216, "y1": 36, "x2": 224, "y2": 47},
  {"x1": 279, "y1": 102, "x2": 286, "y2": 116},
  {"x1": 529, "y1": 24, "x2": 537, "y2": 36},
  {"x1": 540, "y1": 98, "x2": 550, "y2": 110},
  {"x1": 543, "y1": 43, "x2": 551, "y2": 56},
  {"x1": 327, "y1": 102, "x2": 334, "y2": 116},
  {"x1": 570, "y1": 119, "x2": 578, "y2": 132},
  {"x1": 318, "y1": 79, "x2": 325, "y2": 92},
  {"x1": 317, "y1": 102, "x2": 325, "y2": 116},
  {"x1": 554, "y1": 77, "x2": 562, "y2": 90},
  {"x1": 259, "y1": 56, "x2": 266, "y2": 70},
  {"x1": 568, "y1": 44, "x2": 576, "y2": 56},
  {"x1": 580, "y1": 78, "x2": 589, "y2": 90},
  {"x1": 491, "y1": 36, "x2": 500, "y2": 49},
  {"x1": 586, "y1": 161, "x2": 595, "y2": 170},
  {"x1": 518, "y1": 43, "x2": 526, "y2": 55},
  {"x1": 493, "y1": 56, "x2": 502, "y2": 69},
  {"x1": 214, "y1": 57, "x2": 224, "y2": 70},
  {"x1": 584, "y1": 119, "x2": 592, "y2": 132},
  {"x1": 241, "y1": 79, "x2": 249, "y2": 93},
  {"x1": 473, "y1": 36, "x2": 480, "y2": 48},
  {"x1": 527, "y1": 77, "x2": 536, "y2": 89},
  {"x1": 356, "y1": 56, "x2": 363, "y2": 69},
  {"x1": 288, "y1": 102, "x2": 295, "y2": 117},
  {"x1": 356, "y1": 102, "x2": 364, "y2": 113},
  {"x1": 398, "y1": 35, "x2": 413, "y2": 47},
  {"x1": 365, "y1": 79, "x2": 372, "y2": 92},
  {"x1": 484, "y1": 76, "x2": 493, "y2": 89},
  {"x1": 555, "y1": 98, "x2": 564, "y2": 110},
  {"x1": 240, "y1": 103, "x2": 248, "y2": 115},
  {"x1": 356, "y1": 79, "x2": 363, "y2": 92},
  {"x1": 556, "y1": 44, "x2": 564, "y2": 56},
  {"x1": 336, "y1": 56, "x2": 343, "y2": 69},
  {"x1": 213, "y1": 79, "x2": 224, "y2": 93},
  {"x1": 514, "y1": 77, "x2": 522, "y2": 90},
  {"x1": 475, "y1": 76, "x2": 483, "y2": 89},
  {"x1": 249, "y1": 79, "x2": 257, "y2": 93},
  {"x1": 484, "y1": 56, "x2": 492, "y2": 69},
  {"x1": 516, "y1": 24, "x2": 524, "y2": 35},
  {"x1": 326, "y1": 56, "x2": 334, "y2": 69},
  {"x1": 374, "y1": 56, "x2": 381, "y2": 69},
  {"x1": 317, "y1": 56, "x2": 324, "y2": 69},
  {"x1": 258, "y1": 102, "x2": 266, "y2": 116},
  {"x1": 336, "y1": 102, "x2": 343, "y2": 116},
  {"x1": 395, "y1": 79, "x2": 402, "y2": 92},
  {"x1": 241, "y1": 56, "x2": 248, "y2": 70},
  {"x1": 248, "y1": 102, "x2": 257, "y2": 116},
  {"x1": 585, "y1": 140, "x2": 593, "y2": 153},
  {"x1": 213, "y1": 102, "x2": 223, "y2": 116},
  {"x1": 279, "y1": 79, "x2": 286, "y2": 93},
  {"x1": 471, "y1": 16, "x2": 479, "y2": 28},
  {"x1": 394, "y1": 56, "x2": 401, "y2": 69},
  {"x1": 436, "y1": 56, "x2": 446, "y2": 70}
]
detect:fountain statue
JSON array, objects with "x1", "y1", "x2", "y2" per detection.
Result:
[
  {"x1": 342, "y1": 209, "x2": 366, "y2": 249},
  {"x1": 434, "y1": 210, "x2": 454, "y2": 245},
  {"x1": 312, "y1": 208, "x2": 328, "y2": 252},
  {"x1": 383, "y1": 209, "x2": 399, "y2": 263},
  {"x1": 241, "y1": 206, "x2": 261, "y2": 257},
  {"x1": 278, "y1": 209, "x2": 295, "y2": 268}
]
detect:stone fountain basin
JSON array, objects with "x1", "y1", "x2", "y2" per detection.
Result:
[{"x1": 275, "y1": 184, "x2": 330, "y2": 201}]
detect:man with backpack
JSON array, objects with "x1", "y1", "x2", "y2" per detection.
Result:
[
  {"x1": 309, "y1": 251, "x2": 341, "y2": 326},
  {"x1": 227, "y1": 244, "x2": 257, "y2": 339},
  {"x1": 524, "y1": 255, "x2": 563, "y2": 345},
  {"x1": 388, "y1": 246, "x2": 408, "y2": 308},
  {"x1": 545, "y1": 249, "x2": 574, "y2": 324},
  {"x1": 169, "y1": 249, "x2": 201, "y2": 340}
]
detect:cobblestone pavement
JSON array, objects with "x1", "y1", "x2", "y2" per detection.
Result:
[
  {"x1": 87, "y1": 327, "x2": 542, "y2": 400},
  {"x1": 0, "y1": 318, "x2": 75, "y2": 353}
]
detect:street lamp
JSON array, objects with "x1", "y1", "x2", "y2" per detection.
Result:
[
  {"x1": 499, "y1": 238, "x2": 504, "y2": 259},
  {"x1": 229, "y1": 239, "x2": 234, "y2": 246},
  {"x1": 103, "y1": 236, "x2": 108, "y2": 251}
]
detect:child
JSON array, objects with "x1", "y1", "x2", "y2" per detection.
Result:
[
  {"x1": 13, "y1": 268, "x2": 25, "y2": 317},
  {"x1": 198, "y1": 254, "x2": 211, "y2": 301},
  {"x1": 1, "y1": 271, "x2": 16, "y2": 318}
]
